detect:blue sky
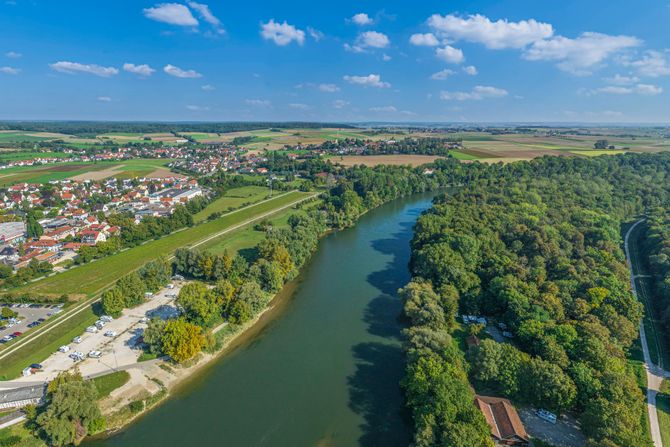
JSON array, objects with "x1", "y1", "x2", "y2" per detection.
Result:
[{"x1": 1, "y1": 0, "x2": 670, "y2": 123}]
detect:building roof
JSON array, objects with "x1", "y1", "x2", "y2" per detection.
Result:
[{"x1": 475, "y1": 395, "x2": 529, "y2": 442}]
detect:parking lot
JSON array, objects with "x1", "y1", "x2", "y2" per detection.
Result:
[
  {"x1": 0, "y1": 303, "x2": 62, "y2": 343},
  {"x1": 4, "y1": 282, "x2": 183, "y2": 385}
]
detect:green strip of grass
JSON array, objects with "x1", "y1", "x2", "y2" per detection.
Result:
[
  {"x1": 193, "y1": 186, "x2": 270, "y2": 222},
  {"x1": 657, "y1": 394, "x2": 670, "y2": 446},
  {"x1": 91, "y1": 370, "x2": 131, "y2": 399}
]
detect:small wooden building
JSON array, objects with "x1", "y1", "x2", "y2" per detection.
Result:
[{"x1": 475, "y1": 395, "x2": 529, "y2": 446}]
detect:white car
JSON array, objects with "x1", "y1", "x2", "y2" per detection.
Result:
[
  {"x1": 69, "y1": 351, "x2": 84, "y2": 361},
  {"x1": 58, "y1": 345, "x2": 70, "y2": 353},
  {"x1": 104, "y1": 330, "x2": 117, "y2": 337},
  {"x1": 88, "y1": 351, "x2": 102, "y2": 358},
  {"x1": 95, "y1": 320, "x2": 105, "y2": 328},
  {"x1": 72, "y1": 336, "x2": 82, "y2": 343},
  {"x1": 167, "y1": 284, "x2": 175, "y2": 289},
  {"x1": 85, "y1": 326, "x2": 98, "y2": 333},
  {"x1": 100, "y1": 315, "x2": 113, "y2": 323},
  {"x1": 139, "y1": 317, "x2": 149, "y2": 324},
  {"x1": 536, "y1": 409, "x2": 557, "y2": 424}
]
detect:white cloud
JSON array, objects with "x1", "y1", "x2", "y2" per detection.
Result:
[
  {"x1": 318, "y1": 83, "x2": 340, "y2": 92},
  {"x1": 5, "y1": 51, "x2": 21, "y2": 58},
  {"x1": 333, "y1": 99, "x2": 349, "y2": 109},
  {"x1": 50, "y1": 61, "x2": 119, "y2": 77},
  {"x1": 97, "y1": 96, "x2": 112, "y2": 102},
  {"x1": 343, "y1": 73, "x2": 391, "y2": 88},
  {"x1": 430, "y1": 69, "x2": 455, "y2": 80},
  {"x1": 440, "y1": 85, "x2": 508, "y2": 100},
  {"x1": 346, "y1": 31, "x2": 390, "y2": 52},
  {"x1": 187, "y1": 1, "x2": 224, "y2": 34},
  {"x1": 624, "y1": 50, "x2": 670, "y2": 77},
  {"x1": 351, "y1": 13, "x2": 372, "y2": 26},
  {"x1": 463, "y1": 65, "x2": 478, "y2": 75},
  {"x1": 409, "y1": 33, "x2": 439, "y2": 46},
  {"x1": 435, "y1": 45, "x2": 464, "y2": 64},
  {"x1": 0, "y1": 66, "x2": 20, "y2": 75},
  {"x1": 523, "y1": 32, "x2": 641, "y2": 74},
  {"x1": 201, "y1": 84, "x2": 215, "y2": 91},
  {"x1": 246, "y1": 99, "x2": 272, "y2": 107},
  {"x1": 382, "y1": 53, "x2": 392, "y2": 62},
  {"x1": 605, "y1": 74, "x2": 639, "y2": 85},
  {"x1": 427, "y1": 14, "x2": 553, "y2": 49},
  {"x1": 123, "y1": 63, "x2": 155, "y2": 77},
  {"x1": 595, "y1": 83, "x2": 663, "y2": 95},
  {"x1": 307, "y1": 27, "x2": 324, "y2": 41},
  {"x1": 144, "y1": 3, "x2": 198, "y2": 26},
  {"x1": 186, "y1": 104, "x2": 210, "y2": 111},
  {"x1": 289, "y1": 103, "x2": 310, "y2": 110},
  {"x1": 163, "y1": 64, "x2": 202, "y2": 78},
  {"x1": 260, "y1": 19, "x2": 305, "y2": 46},
  {"x1": 370, "y1": 105, "x2": 397, "y2": 112}
]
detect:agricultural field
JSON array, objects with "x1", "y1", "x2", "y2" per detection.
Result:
[
  {"x1": 192, "y1": 127, "x2": 432, "y2": 152},
  {"x1": 193, "y1": 185, "x2": 271, "y2": 222},
  {"x1": 453, "y1": 131, "x2": 670, "y2": 161},
  {"x1": 17, "y1": 191, "x2": 313, "y2": 297},
  {"x1": 0, "y1": 158, "x2": 175, "y2": 185},
  {"x1": 97, "y1": 132, "x2": 186, "y2": 144}
]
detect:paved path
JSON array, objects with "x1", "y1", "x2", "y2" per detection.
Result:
[
  {"x1": 624, "y1": 219, "x2": 668, "y2": 447},
  {"x1": 0, "y1": 191, "x2": 316, "y2": 367}
]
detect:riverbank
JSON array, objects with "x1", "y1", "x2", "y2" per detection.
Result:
[{"x1": 96, "y1": 271, "x2": 304, "y2": 434}]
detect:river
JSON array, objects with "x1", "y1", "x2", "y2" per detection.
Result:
[{"x1": 84, "y1": 191, "x2": 436, "y2": 447}]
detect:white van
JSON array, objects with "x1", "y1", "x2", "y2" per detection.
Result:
[
  {"x1": 58, "y1": 345, "x2": 70, "y2": 353},
  {"x1": 537, "y1": 409, "x2": 557, "y2": 424}
]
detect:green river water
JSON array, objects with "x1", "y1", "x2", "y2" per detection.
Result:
[{"x1": 84, "y1": 191, "x2": 436, "y2": 447}]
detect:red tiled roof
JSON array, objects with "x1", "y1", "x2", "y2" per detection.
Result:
[{"x1": 475, "y1": 395, "x2": 528, "y2": 443}]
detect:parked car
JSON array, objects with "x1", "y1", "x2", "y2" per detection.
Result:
[
  {"x1": 100, "y1": 315, "x2": 113, "y2": 323},
  {"x1": 72, "y1": 336, "x2": 82, "y2": 343},
  {"x1": 12, "y1": 332, "x2": 22, "y2": 337},
  {"x1": 59, "y1": 345, "x2": 70, "y2": 353},
  {"x1": 536, "y1": 409, "x2": 557, "y2": 424},
  {"x1": 95, "y1": 320, "x2": 105, "y2": 329},
  {"x1": 85, "y1": 326, "x2": 98, "y2": 333},
  {"x1": 70, "y1": 351, "x2": 85, "y2": 362},
  {"x1": 88, "y1": 351, "x2": 102, "y2": 358},
  {"x1": 139, "y1": 317, "x2": 149, "y2": 324},
  {"x1": 30, "y1": 363, "x2": 43, "y2": 369},
  {"x1": 167, "y1": 283, "x2": 175, "y2": 289},
  {"x1": 104, "y1": 330, "x2": 117, "y2": 337}
]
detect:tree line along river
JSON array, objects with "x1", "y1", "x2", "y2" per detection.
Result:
[{"x1": 84, "y1": 191, "x2": 437, "y2": 447}]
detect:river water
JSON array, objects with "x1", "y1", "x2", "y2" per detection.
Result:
[{"x1": 84, "y1": 192, "x2": 436, "y2": 447}]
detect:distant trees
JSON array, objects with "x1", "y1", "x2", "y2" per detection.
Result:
[{"x1": 594, "y1": 139, "x2": 609, "y2": 149}]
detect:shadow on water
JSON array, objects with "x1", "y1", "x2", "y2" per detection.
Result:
[{"x1": 348, "y1": 214, "x2": 421, "y2": 447}]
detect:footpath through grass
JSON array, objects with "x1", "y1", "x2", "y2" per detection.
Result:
[{"x1": 20, "y1": 191, "x2": 310, "y2": 297}]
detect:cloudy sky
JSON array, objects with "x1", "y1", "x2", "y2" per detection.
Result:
[{"x1": 1, "y1": 0, "x2": 670, "y2": 123}]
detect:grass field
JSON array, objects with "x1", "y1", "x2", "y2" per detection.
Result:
[
  {"x1": 16, "y1": 191, "x2": 312, "y2": 297},
  {"x1": 658, "y1": 394, "x2": 670, "y2": 446},
  {"x1": 193, "y1": 186, "x2": 271, "y2": 222},
  {"x1": 0, "y1": 151, "x2": 70, "y2": 161},
  {"x1": 92, "y1": 370, "x2": 131, "y2": 399},
  {"x1": 198, "y1": 198, "x2": 321, "y2": 258},
  {"x1": 0, "y1": 422, "x2": 43, "y2": 447}
]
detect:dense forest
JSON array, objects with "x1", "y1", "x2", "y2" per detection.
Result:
[
  {"x1": 403, "y1": 153, "x2": 670, "y2": 447},
  {"x1": 641, "y1": 212, "x2": 670, "y2": 344}
]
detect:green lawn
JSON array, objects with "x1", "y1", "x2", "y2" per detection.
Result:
[
  {"x1": 92, "y1": 370, "x2": 131, "y2": 399},
  {"x1": 193, "y1": 186, "x2": 271, "y2": 222},
  {"x1": 658, "y1": 394, "x2": 670, "y2": 446},
  {"x1": 0, "y1": 423, "x2": 44, "y2": 447},
  {"x1": 0, "y1": 151, "x2": 70, "y2": 162},
  {"x1": 16, "y1": 191, "x2": 312, "y2": 297}
]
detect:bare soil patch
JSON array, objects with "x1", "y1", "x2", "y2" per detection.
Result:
[{"x1": 70, "y1": 165, "x2": 123, "y2": 181}]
